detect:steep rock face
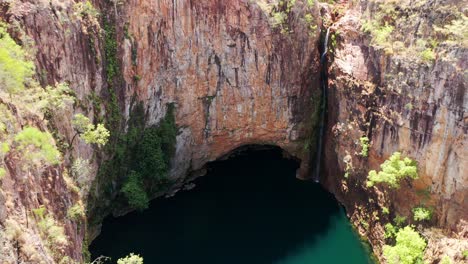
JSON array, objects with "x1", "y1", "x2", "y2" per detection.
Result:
[
  {"x1": 2, "y1": 0, "x2": 322, "y2": 262},
  {"x1": 323, "y1": 0, "x2": 467, "y2": 262},
  {"x1": 118, "y1": 0, "x2": 320, "y2": 179}
]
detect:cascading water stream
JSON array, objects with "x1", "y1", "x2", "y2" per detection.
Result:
[{"x1": 313, "y1": 27, "x2": 330, "y2": 183}]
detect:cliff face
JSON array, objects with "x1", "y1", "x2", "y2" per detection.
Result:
[
  {"x1": 323, "y1": 0, "x2": 467, "y2": 262},
  {"x1": 1, "y1": 0, "x2": 467, "y2": 263},
  {"x1": 2, "y1": 0, "x2": 321, "y2": 262},
  {"x1": 117, "y1": 0, "x2": 320, "y2": 179}
]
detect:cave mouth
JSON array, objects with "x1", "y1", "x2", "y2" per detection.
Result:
[{"x1": 90, "y1": 146, "x2": 374, "y2": 264}]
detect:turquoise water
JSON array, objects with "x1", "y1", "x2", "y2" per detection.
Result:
[{"x1": 90, "y1": 147, "x2": 374, "y2": 263}]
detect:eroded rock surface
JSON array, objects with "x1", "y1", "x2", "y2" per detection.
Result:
[{"x1": 324, "y1": 0, "x2": 467, "y2": 262}]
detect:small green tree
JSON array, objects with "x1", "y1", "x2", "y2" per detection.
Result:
[
  {"x1": 367, "y1": 152, "x2": 418, "y2": 188},
  {"x1": 360, "y1": 136, "x2": 370, "y2": 157},
  {"x1": 15, "y1": 127, "x2": 61, "y2": 165},
  {"x1": 413, "y1": 207, "x2": 432, "y2": 222},
  {"x1": 117, "y1": 253, "x2": 144, "y2": 264},
  {"x1": 71, "y1": 114, "x2": 110, "y2": 147},
  {"x1": 0, "y1": 23, "x2": 34, "y2": 95},
  {"x1": 383, "y1": 226, "x2": 426, "y2": 264},
  {"x1": 122, "y1": 171, "x2": 149, "y2": 211}
]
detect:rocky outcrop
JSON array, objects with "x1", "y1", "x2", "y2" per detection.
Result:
[{"x1": 323, "y1": 0, "x2": 467, "y2": 262}]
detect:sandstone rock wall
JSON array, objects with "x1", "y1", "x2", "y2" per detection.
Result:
[
  {"x1": 323, "y1": 0, "x2": 467, "y2": 262},
  {"x1": 118, "y1": 0, "x2": 321, "y2": 179}
]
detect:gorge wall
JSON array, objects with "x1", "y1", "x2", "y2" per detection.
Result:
[
  {"x1": 0, "y1": 0, "x2": 466, "y2": 263},
  {"x1": 323, "y1": 0, "x2": 467, "y2": 262}
]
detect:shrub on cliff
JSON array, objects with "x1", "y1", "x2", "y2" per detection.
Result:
[
  {"x1": 366, "y1": 152, "x2": 418, "y2": 188},
  {"x1": 15, "y1": 127, "x2": 61, "y2": 165},
  {"x1": 0, "y1": 23, "x2": 34, "y2": 94},
  {"x1": 360, "y1": 136, "x2": 370, "y2": 157},
  {"x1": 121, "y1": 171, "x2": 149, "y2": 211},
  {"x1": 412, "y1": 206, "x2": 432, "y2": 222},
  {"x1": 117, "y1": 253, "x2": 144, "y2": 264},
  {"x1": 72, "y1": 113, "x2": 110, "y2": 147},
  {"x1": 383, "y1": 226, "x2": 426, "y2": 264}
]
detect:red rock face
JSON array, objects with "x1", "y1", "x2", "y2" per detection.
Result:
[
  {"x1": 323, "y1": 1, "x2": 467, "y2": 261},
  {"x1": 119, "y1": 0, "x2": 321, "y2": 178},
  {"x1": 4, "y1": 1, "x2": 321, "y2": 261}
]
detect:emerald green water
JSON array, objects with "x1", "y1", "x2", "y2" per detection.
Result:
[{"x1": 90, "y1": 147, "x2": 374, "y2": 263}]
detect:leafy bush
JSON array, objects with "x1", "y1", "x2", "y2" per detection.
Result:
[
  {"x1": 73, "y1": 0, "x2": 99, "y2": 19},
  {"x1": 384, "y1": 223, "x2": 397, "y2": 239},
  {"x1": 383, "y1": 226, "x2": 427, "y2": 264},
  {"x1": 15, "y1": 127, "x2": 61, "y2": 165},
  {"x1": 82, "y1": 123, "x2": 110, "y2": 146},
  {"x1": 33, "y1": 206, "x2": 68, "y2": 249},
  {"x1": 434, "y1": 14, "x2": 468, "y2": 48},
  {"x1": 420, "y1": 48, "x2": 435, "y2": 62},
  {"x1": 394, "y1": 215, "x2": 407, "y2": 227},
  {"x1": 38, "y1": 83, "x2": 75, "y2": 115},
  {"x1": 122, "y1": 171, "x2": 149, "y2": 211},
  {"x1": 367, "y1": 152, "x2": 418, "y2": 188},
  {"x1": 382, "y1": 206, "x2": 390, "y2": 215},
  {"x1": 462, "y1": 250, "x2": 468, "y2": 258},
  {"x1": 72, "y1": 114, "x2": 110, "y2": 146},
  {"x1": 360, "y1": 136, "x2": 369, "y2": 157},
  {"x1": 0, "y1": 167, "x2": 5, "y2": 180},
  {"x1": 413, "y1": 207, "x2": 432, "y2": 221},
  {"x1": 0, "y1": 23, "x2": 34, "y2": 94},
  {"x1": 67, "y1": 203, "x2": 85, "y2": 221},
  {"x1": 440, "y1": 255, "x2": 452, "y2": 264},
  {"x1": 117, "y1": 253, "x2": 144, "y2": 264},
  {"x1": 361, "y1": 21, "x2": 394, "y2": 53}
]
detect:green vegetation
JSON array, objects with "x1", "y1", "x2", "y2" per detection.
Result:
[
  {"x1": 394, "y1": 215, "x2": 407, "y2": 227},
  {"x1": 462, "y1": 250, "x2": 468, "y2": 258},
  {"x1": 67, "y1": 203, "x2": 86, "y2": 221},
  {"x1": 382, "y1": 206, "x2": 390, "y2": 215},
  {"x1": 117, "y1": 253, "x2": 144, "y2": 264},
  {"x1": 359, "y1": 136, "x2": 369, "y2": 157},
  {"x1": 94, "y1": 103, "x2": 177, "y2": 212},
  {"x1": 367, "y1": 152, "x2": 418, "y2": 188},
  {"x1": 384, "y1": 223, "x2": 397, "y2": 239},
  {"x1": 440, "y1": 255, "x2": 452, "y2": 264},
  {"x1": 33, "y1": 206, "x2": 68, "y2": 254},
  {"x1": 361, "y1": 21, "x2": 394, "y2": 54},
  {"x1": 0, "y1": 167, "x2": 5, "y2": 179},
  {"x1": 103, "y1": 19, "x2": 119, "y2": 84},
  {"x1": 72, "y1": 113, "x2": 110, "y2": 147},
  {"x1": 420, "y1": 48, "x2": 435, "y2": 62},
  {"x1": 122, "y1": 171, "x2": 149, "y2": 210},
  {"x1": 383, "y1": 226, "x2": 426, "y2": 264},
  {"x1": 73, "y1": 0, "x2": 99, "y2": 19},
  {"x1": 38, "y1": 83, "x2": 75, "y2": 117},
  {"x1": 434, "y1": 14, "x2": 468, "y2": 48},
  {"x1": 412, "y1": 206, "x2": 432, "y2": 222},
  {"x1": 0, "y1": 23, "x2": 34, "y2": 94},
  {"x1": 15, "y1": 127, "x2": 61, "y2": 165},
  {"x1": 255, "y1": 0, "x2": 318, "y2": 34}
]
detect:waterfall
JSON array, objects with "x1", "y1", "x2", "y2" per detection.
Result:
[{"x1": 313, "y1": 27, "x2": 330, "y2": 183}]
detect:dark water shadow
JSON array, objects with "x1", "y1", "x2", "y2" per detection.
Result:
[{"x1": 90, "y1": 146, "x2": 346, "y2": 263}]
